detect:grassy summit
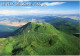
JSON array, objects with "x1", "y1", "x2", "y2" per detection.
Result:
[{"x1": 0, "y1": 22, "x2": 79, "y2": 55}]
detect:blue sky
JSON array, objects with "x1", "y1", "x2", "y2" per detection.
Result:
[{"x1": 0, "y1": 1, "x2": 79, "y2": 16}]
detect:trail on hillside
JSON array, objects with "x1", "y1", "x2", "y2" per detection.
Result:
[
  {"x1": 36, "y1": 32, "x2": 57, "y2": 35},
  {"x1": 0, "y1": 47, "x2": 1, "y2": 53}
]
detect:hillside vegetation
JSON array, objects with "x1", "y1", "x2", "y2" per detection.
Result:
[
  {"x1": 43, "y1": 16, "x2": 79, "y2": 35},
  {"x1": 0, "y1": 22, "x2": 79, "y2": 55}
]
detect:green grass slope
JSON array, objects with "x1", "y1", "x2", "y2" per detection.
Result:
[{"x1": 0, "y1": 22, "x2": 79, "y2": 55}]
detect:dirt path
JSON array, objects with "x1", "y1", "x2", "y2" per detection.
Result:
[
  {"x1": 37, "y1": 32, "x2": 57, "y2": 35},
  {"x1": 0, "y1": 49, "x2": 2, "y2": 53},
  {"x1": 0, "y1": 46, "x2": 2, "y2": 53}
]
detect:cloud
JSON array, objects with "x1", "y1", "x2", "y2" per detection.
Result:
[
  {"x1": 0, "y1": 10, "x2": 28, "y2": 16},
  {"x1": 0, "y1": 9, "x2": 79, "y2": 16},
  {"x1": 0, "y1": 10, "x2": 50, "y2": 16},
  {"x1": 0, "y1": 10, "x2": 18, "y2": 16},
  {"x1": 17, "y1": 0, "x2": 24, "y2": 2},
  {"x1": 24, "y1": 7, "x2": 32, "y2": 8},
  {"x1": 41, "y1": 2, "x2": 65, "y2": 6},
  {"x1": 53, "y1": 10, "x2": 79, "y2": 14},
  {"x1": 17, "y1": 0, "x2": 29, "y2": 2}
]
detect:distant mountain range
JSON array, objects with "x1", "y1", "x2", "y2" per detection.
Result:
[
  {"x1": 0, "y1": 15, "x2": 79, "y2": 38},
  {"x1": 0, "y1": 22, "x2": 79, "y2": 55}
]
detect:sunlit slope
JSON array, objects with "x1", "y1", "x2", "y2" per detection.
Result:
[{"x1": 0, "y1": 22, "x2": 79, "y2": 55}]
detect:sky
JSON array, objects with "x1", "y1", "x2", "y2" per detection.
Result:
[{"x1": 0, "y1": 1, "x2": 79, "y2": 16}]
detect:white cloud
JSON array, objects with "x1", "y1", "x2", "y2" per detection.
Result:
[
  {"x1": 41, "y1": 2, "x2": 65, "y2": 6},
  {"x1": 17, "y1": 0, "x2": 29, "y2": 2},
  {"x1": 24, "y1": 7, "x2": 32, "y2": 8},
  {"x1": 0, "y1": 9, "x2": 79, "y2": 16},
  {"x1": 52, "y1": 10, "x2": 79, "y2": 14},
  {"x1": 17, "y1": 0, "x2": 24, "y2": 2},
  {"x1": 0, "y1": 10, "x2": 50, "y2": 16},
  {"x1": 0, "y1": 10, "x2": 18, "y2": 16}
]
